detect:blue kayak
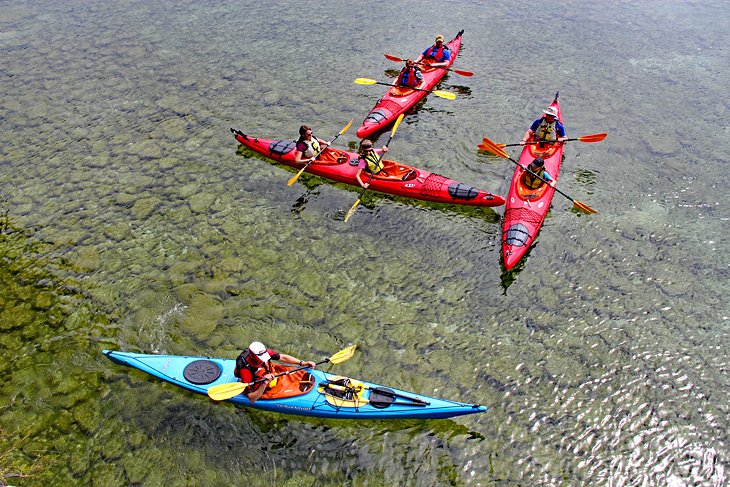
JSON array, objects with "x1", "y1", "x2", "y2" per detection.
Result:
[{"x1": 103, "y1": 350, "x2": 486, "y2": 420}]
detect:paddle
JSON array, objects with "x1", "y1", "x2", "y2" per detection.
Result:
[
  {"x1": 354, "y1": 78, "x2": 456, "y2": 100},
  {"x1": 383, "y1": 53, "x2": 474, "y2": 77},
  {"x1": 477, "y1": 137, "x2": 598, "y2": 214},
  {"x1": 491, "y1": 132, "x2": 608, "y2": 149},
  {"x1": 343, "y1": 113, "x2": 404, "y2": 222},
  {"x1": 287, "y1": 120, "x2": 353, "y2": 186},
  {"x1": 207, "y1": 345, "x2": 357, "y2": 401}
]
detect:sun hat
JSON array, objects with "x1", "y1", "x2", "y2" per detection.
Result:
[
  {"x1": 543, "y1": 106, "x2": 558, "y2": 117},
  {"x1": 435, "y1": 35, "x2": 445, "y2": 41},
  {"x1": 360, "y1": 139, "x2": 373, "y2": 149},
  {"x1": 248, "y1": 341, "x2": 271, "y2": 363}
]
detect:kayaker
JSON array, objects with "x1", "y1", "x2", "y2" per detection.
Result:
[
  {"x1": 396, "y1": 59, "x2": 423, "y2": 88},
  {"x1": 523, "y1": 157, "x2": 556, "y2": 189},
  {"x1": 354, "y1": 139, "x2": 388, "y2": 189},
  {"x1": 520, "y1": 106, "x2": 567, "y2": 146},
  {"x1": 294, "y1": 125, "x2": 330, "y2": 165},
  {"x1": 415, "y1": 34, "x2": 452, "y2": 69},
  {"x1": 234, "y1": 341, "x2": 316, "y2": 403}
]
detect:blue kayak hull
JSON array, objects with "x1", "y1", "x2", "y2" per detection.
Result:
[{"x1": 103, "y1": 350, "x2": 486, "y2": 420}]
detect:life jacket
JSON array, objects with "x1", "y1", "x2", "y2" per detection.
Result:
[
  {"x1": 360, "y1": 150, "x2": 384, "y2": 174},
  {"x1": 234, "y1": 350, "x2": 277, "y2": 388},
  {"x1": 532, "y1": 118, "x2": 558, "y2": 142},
  {"x1": 423, "y1": 45, "x2": 448, "y2": 62},
  {"x1": 299, "y1": 136, "x2": 321, "y2": 158},
  {"x1": 524, "y1": 166, "x2": 547, "y2": 189},
  {"x1": 398, "y1": 67, "x2": 421, "y2": 88}
]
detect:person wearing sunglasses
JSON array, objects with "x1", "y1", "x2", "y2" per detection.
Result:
[
  {"x1": 233, "y1": 341, "x2": 316, "y2": 403},
  {"x1": 354, "y1": 139, "x2": 389, "y2": 189},
  {"x1": 415, "y1": 34, "x2": 451, "y2": 69},
  {"x1": 520, "y1": 106, "x2": 567, "y2": 146},
  {"x1": 294, "y1": 125, "x2": 331, "y2": 165}
]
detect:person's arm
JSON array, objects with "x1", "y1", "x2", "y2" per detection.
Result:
[
  {"x1": 293, "y1": 143, "x2": 314, "y2": 164},
  {"x1": 278, "y1": 353, "x2": 316, "y2": 368},
  {"x1": 521, "y1": 119, "x2": 541, "y2": 144},
  {"x1": 521, "y1": 129, "x2": 534, "y2": 145},
  {"x1": 556, "y1": 122, "x2": 567, "y2": 142},
  {"x1": 544, "y1": 170, "x2": 556, "y2": 187},
  {"x1": 355, "y1": 166, "x2": 368, "y2": 188},
  {"x1": 245, "y1": 376, "x2": 273, "y2": 403}
]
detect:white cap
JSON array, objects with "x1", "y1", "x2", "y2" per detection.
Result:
[
  {"x1": 543, "y1": 106, "x2": 558, "y2": 117},
  {"x1": 248, "y1": 341, "x2": 271, "y2": 363}
]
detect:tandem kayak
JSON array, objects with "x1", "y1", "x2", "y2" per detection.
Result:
[
  {"x1": 231, "y1": 129, "x2": 505, "y2": 208},
  {"x1": 103, "y1": 350, "x2": 486, "y2": 420},
  {"x1": 502, "y1": 93, "x2": 565, "y2": 270},
  {"x1": 356, "y1": 31, "x2": 464, "y2": 139}
]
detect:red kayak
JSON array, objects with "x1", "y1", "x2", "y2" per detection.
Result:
[
  {"x1": 502, "y1": 93, "x2": 565, "y2": 269},
  {"x1": 231, "y1": 128, "x2": 505, "y2": 208},
  {"x1": 356, "y1": 31, "x2": 463, "y2": 139}
]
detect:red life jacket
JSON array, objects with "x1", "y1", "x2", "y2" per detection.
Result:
[
  {"x1": 424, "y1": 45, "x2": 447, "y2": 62},
  {"x1": 398, "y1": 67, "x2": 421, "y2": 88},
  {"x1": 234, "y1": 350, "x2": 273, "y2": 389}
]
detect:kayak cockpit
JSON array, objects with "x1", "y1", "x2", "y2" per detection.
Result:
[
  {"x1": 528, "y1": 142, "x2": 560, "y2": 159},
  {"x1": 370, "y1": 161, "x2": 419, "y2": 182},
  {"x1": 516, "y1": 171, "x2": 551, "y2": 200},
  {"x1": 259, "y1": 365, "x2": 314, "y2": 400}
]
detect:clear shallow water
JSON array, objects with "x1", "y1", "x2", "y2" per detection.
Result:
[{"x1": 1, "y1": 0, "x2": 728, "y2": 485}]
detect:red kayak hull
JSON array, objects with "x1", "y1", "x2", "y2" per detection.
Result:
[
  {"x1": 502, "y1": 95, "x2": 564, "y2": 270},
  {"x1": 232, "y1": 129, "x2": 504, "y2": 208},
  {"x1": 356, "y1": 31, "x2": 463, "y2": 139}
]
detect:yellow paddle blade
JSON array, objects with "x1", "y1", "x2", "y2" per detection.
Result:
[
  {"x1": 344, "y1": 198, "x2": 361, "y2": 222},
  {"x1": 573, "y1": 200, "x2": 599, "y2": 214},
  {"x1": 328, "y1": 345, "x2": 357, "y2": 364},
  {"x1": 577, "y1": 132, "x2": 607, "y2": 143},
  {"x1": 207, "y1": 382, "x2": 247, "y2": 401},
  {"x1": 391, "y1": 113, "x2": 405, "y2": 136},
  {"x1": 354, "y1": 78, "x2": 377, "y2": 85},
  {"x1": 432, "y1": 90, "x2": 456, "y2": 100},
  {"x1": 287, "y1": 167, "x2": 307, "y2": 186},
  {"x1": 339, "y1": 119, "x2": 354, "y2": 135}
]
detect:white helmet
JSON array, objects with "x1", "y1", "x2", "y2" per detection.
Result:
[{"x1": 248, "y1": 341, "x2": 271, "y2": 363}]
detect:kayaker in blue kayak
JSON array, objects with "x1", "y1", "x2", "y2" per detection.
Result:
[
  {"x1": 520, "y1": 106, "x2": 567, "y2": 145},
  {"x1": 354, "y1": 139, "x2": 389, "y2": 189},
  {"x1": 234, "y1": 341, "x2": 316, "y2": 403},
  {"x1": 396, "y1": 59, "x2": 423, "y2": 88},
  {"x1": 294, "y1": 125, "x2": 330, "y2": 165},
  {"x1": 415, "y1": 35, "x2": 451, "y2": 69},
  {"x1": 523, "y1": 157, "x2": 556, "y2": 189}
]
